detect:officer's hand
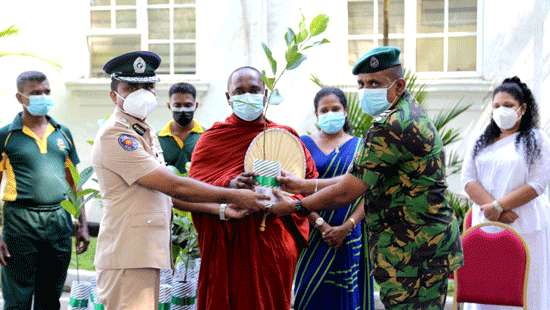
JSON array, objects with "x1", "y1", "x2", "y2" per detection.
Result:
[
  {"x1": 229, "y1": 172, "x2": 257, "y2": 190},
  {"x1": 76, "y1": 224, "x2": 91, "y2": 254},
  {"x1": 0, "y1": 239, "x2": 11, "y2": 266},
  {"x1": 276, "y1": 171, "x2": 310, "y2": 195},
  {"x1": 498, "y1": 210, "x2": 519, "y2": 224},
  {"x1": 224, "y1": 204, "x2": 249, "y2": 219},
  {"x1": 322, "y1": 225, "x2": 349, "y2": 249},
  {"x1": 268, "y1": 190, "x2": 295, "y2": 217},
  {"x1": 231, "y1": 189, "x2": 269, "y2": 212}
]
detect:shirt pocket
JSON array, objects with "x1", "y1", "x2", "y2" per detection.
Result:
[{"x1": 129, "y1": 211, "x2": 168, "y2": 228}]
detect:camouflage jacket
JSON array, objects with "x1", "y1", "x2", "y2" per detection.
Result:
[{"x1": 350, "y1": 93, "x2": 463, "y2": 278}]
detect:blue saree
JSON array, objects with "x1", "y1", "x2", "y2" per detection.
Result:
[{"x1": 293, "y1": 135, "x2": 374, "y2": 310}]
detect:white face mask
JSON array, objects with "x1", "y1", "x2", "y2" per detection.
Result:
[
  {"x1": 116, "y1": 88, "x2": 158, "y2": 120},
  {"x1": 492, "y1": 106, "x2": 520, "y2": 130}
]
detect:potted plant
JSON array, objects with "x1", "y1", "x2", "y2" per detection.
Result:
[{"x1": 60, "y1": 163, "x2": 99, "y2": 309}]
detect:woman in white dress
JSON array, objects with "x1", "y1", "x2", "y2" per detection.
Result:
[{"x1": 461, "y1": 76, "x2": 550, "y2": 310}]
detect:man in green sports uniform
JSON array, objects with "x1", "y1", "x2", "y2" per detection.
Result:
[
  {"x1": 0, "y1": 71, "x2": 89, "y2": 309},
  {"x1": 158, "y1": 82, "x2": 203, "y2": 175},
  {"x1": 271, "y1": 47, "x2": 463, "y2": 309}
]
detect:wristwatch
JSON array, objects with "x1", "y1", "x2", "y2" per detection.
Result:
[
  {"x1": 315, "y1": 217, "x2": 325, "y2": 228},
  {"x1": 492, "y1": 200, "x2": 504, "y2": 214},
  {"x1": 294, "y1": 200, "x2": 311, "y2": 216},
  {"x1": 219, "y1": 203, "x2": 228, "y2": 221}
]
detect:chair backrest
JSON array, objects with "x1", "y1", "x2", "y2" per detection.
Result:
[
  {"x1": 454, "y1": 222, "x2": 529, "y2": 308},
  {"x1": 463, "y1": 208, "x2": 473, "y2": 231}
]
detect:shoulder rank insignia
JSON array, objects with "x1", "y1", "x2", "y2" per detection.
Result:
[
  {"x1": 118, "y1": 134, "x2": 139, "y2": 151},
  {"x1": 132, "y1": 124, "x2": 146, "y2": 136},
  {"x1": 373, "y1": 109, "x2": 391, "y2": 123}
]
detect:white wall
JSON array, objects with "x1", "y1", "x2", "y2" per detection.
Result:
[{"x1": 1, "y1": 0, "x2": 549, "y2": 194}]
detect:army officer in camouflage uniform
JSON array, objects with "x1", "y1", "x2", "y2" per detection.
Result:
[{"x1": 271, "y1": 46, "x2": 463, "y2": 309}]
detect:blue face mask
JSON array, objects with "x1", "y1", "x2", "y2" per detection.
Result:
[
  {"x1": 359, "y1": 81, "x2": 397, "y2": 117},
  {"x1": 318, "y1": 111, "x2": 346, "y2": 134},
  {"x1": 230, "y1": 93, "x2": 265, "y2": 121},
  {"x1": 21, "y1": 94, "x2": 55, "y2": 116}
]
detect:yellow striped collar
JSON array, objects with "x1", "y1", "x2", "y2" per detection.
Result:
[{"x1": 158, "y1": 120, "x2": 204, "y2": 137}]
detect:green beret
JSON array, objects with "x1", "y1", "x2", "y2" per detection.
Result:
[
  {"x1": 103, "y1": 51, "x2": 161, "y2": 83},
  {"x1": 352, "y1": 46, "x2": 401, "y2": 75}
]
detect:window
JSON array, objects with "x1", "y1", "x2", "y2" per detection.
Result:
[
  {"x1": 88, "y1": 0, "x2": 196, "y2": 77},
  {"x1": 348, "y1": 0, "x2": 478, "y2": 74}
]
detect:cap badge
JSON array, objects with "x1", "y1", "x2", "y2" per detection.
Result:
[
  {"x1": 369, "y1": 56, "x2": 379, "y2": 68},
  {"x1": 133, "y1": 57, "x2": 146, "y2": 74}
]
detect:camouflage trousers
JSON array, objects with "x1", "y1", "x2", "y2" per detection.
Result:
[{"x1": 377, "y1": 272, "x2": 449, "y2": 310}]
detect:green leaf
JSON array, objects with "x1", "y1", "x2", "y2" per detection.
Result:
[
  {"x1": 77, "y1": 188, "x2": 99, "y2": 199},
  {"x1": 0, "y1": 25, "x2": 18, "y2": 38},
  {"x1": 261, "y1": 43, "x2": 277, "y2": 75},
  {"x1": 440, "y1": 128, "x2": 462, "y2": 146},
  {"x1": 81, "y1": 192, "x2": 99, "y2": 207},
  {"x1": 445, "y1": 150, "x2": 463, "y2": 177},
  {"x1": 309, "y1": 14, "x2": 329, "y2": 36},
  {"x1": 404, "y1": 69, "x2": 427, "y2": 105},
  {"x1": 284, "y1": 28, "x2": 296, "y2": 45},
  {"x1": 260, "y1": 70, "x2": 275, "y2": 90},
  {"x1": 310, "y1": 74, "x2": 324, "y2": 88},
  {"x1": 296, "y1": 14, "x2": 308, "y2": 43},
  {"x1": 432, "y1": 100, "x2": 471, "y2": 131},
  {"x1": 303, "y1": 38, "x2": 330, "y2": 50},
  {"x1": 61, "y1": 200, "x2": 80, "y2": 218},
  {"x1": 67, "y1": 162, "x2": 80, "y2": 188},
  {"x1": 77, "y1": 166, "x2": 94, "y2": 190},
  {"x1": 285, "y1": 46, "x2": 306, "y2": 70},
  {"x1": 287, "y1": 54, "x2": 306, "y2": 70}
]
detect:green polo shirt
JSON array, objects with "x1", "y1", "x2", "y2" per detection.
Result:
[
  {"x1": 0, "y1": 113, "x2": 80, "y2": 205},
  {"x1": 157, "y1": 119, "x2": 204, "y2": 174}
]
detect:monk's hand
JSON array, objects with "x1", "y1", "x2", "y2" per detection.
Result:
[
  {"x1": 76, "y1": 221, "x2": 91, "y2": 254},
  {"x1": 225, "y1": 204, "x2": 250, "y2": 219},
  {"x1": 480, "y1": 203, "x2": 501, "y2": 221},
  {"x1": 0, "y1": 238, "x2": 11, "y2": 266},
  {"x1": 498, "y1": 210, "x2": 519, "y2": 224},
  {"x1": 229, "y1": 172, "x2": 257, "y2": 190},
  {"x1": 268, "y1": 190, "x2": 295, "y2": 216},
  {"x1": 232, "y1": 189, "x2": 269, "y2": 212},
  {"x1": 276, "y1": 171, "x2": 309, "y2": 195},
  {"x1": 322, "y1": 225, "x2": 349, "y2": 249}
]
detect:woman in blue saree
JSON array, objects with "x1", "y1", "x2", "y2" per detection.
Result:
[{"x1": 294, "y1": 87, "x2": 374, "y2": 310}]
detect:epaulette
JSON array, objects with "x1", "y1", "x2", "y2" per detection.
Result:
[
  {"x1": 373, "y1": 109, "x2": 393, "y2": 124},
  {"x1": 132, "y1": 124, "x2": 146, "y2": 136},
  {"x1": 114, "y1": 118, "x2": 130, "y2": 128}
]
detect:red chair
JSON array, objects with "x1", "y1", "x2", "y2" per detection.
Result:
[{"x1": 453, "y1": 222, "x2": 529, "y2": 309}]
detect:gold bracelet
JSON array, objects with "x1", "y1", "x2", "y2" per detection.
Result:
[{"x1": 349, "y1": 217, "x2": 356, "y2": 230}]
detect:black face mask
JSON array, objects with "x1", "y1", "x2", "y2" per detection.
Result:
[{"x1": 173, "y1": 110, "x2": 194, "y2": 127}]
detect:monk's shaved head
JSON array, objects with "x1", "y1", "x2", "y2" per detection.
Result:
[{"x1": 227, "y1": 66, "x2": 264, "y2": 91}]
